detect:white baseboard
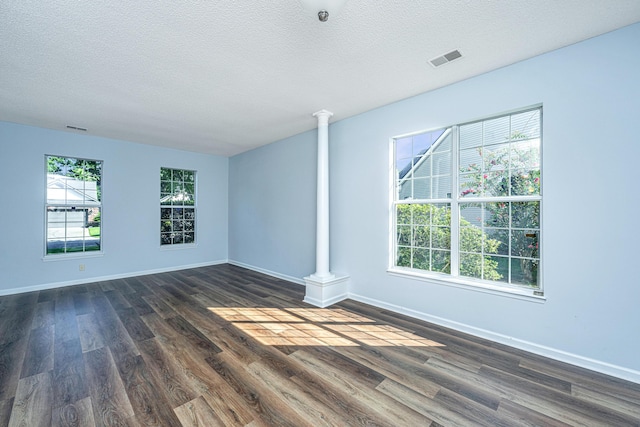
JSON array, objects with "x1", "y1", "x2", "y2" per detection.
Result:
[
  {"x1": 227, "y1": 260, "x2": 306, "y2": 286},
  {"x1": 349, "y1": 292, "x2": 640, "y2": 385},
  {"x1": 0, "y1": 259, "x2": 228, "y2": 296}
]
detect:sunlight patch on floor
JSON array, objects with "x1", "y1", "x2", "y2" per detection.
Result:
[{"x1": 208, "y1": 307, "x2": 445, "y2": 347}]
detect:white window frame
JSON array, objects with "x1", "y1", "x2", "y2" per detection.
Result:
[
  {"x1": 389, "y1": 106, "x2": 544, "y2": 302},
  {"x1": 44, "y1": 155, "x2": 103, "y2": 259},
  {"x1": 160, "y1": 167, "x2": 197, "y2": 248}
]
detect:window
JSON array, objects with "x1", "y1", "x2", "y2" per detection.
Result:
[
  {"x1": 46, "y1": 156, "x2": 102, "y2": 255},
  {"x1": 392, "y1": 107, "x2": 542, "y2": 294},
  {"x1": 160, "y1": 167, "x2": 196, "y2": 245}
]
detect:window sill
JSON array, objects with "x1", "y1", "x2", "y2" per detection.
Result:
[
  {"x1": 43, "y1": 252, "x2": 104, "y2": 262},
  {"x1": 387, "y1": 267, "x2": 546, "y2": 303},
  {"x1": 160, "y1": 243, "x2": 198, "y2": 251}
]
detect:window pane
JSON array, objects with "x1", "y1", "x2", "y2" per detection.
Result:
[
  {"x1": 483, "y1": 170, "x2": 509, "y2": 197},
  {"x1": 511, "y1": 258, "x2": 539, "y2": 287},
  {"x1": 510, "y1": 139, "x2": 540, "y2": 169},
  {"x1": 511, "y1": 110, "x2": 541, "y2": 140},
  {"x1": 431, "y1": 250, "x2": 451, "y2": 273},
  {"x1": 460, "y1": 204, "x2": 482, "y2": 227},
  {"x1": 413, "y1": 178, "x2": 431, "y2": 199},
  {"x1": 484, "y1": 143, "x2": 509, "y2": 172},
  {"x1": 485, "y1": 228, "x2": 509, "y2": 256},
  {"x1": 46, "y1": 206, "x2": 101, "y2": 255},
  {"x1": 432, "y1": 226, "x2": 450, "y2": 249},
  {"x1": 397, "y1": 246, "x2": 411, "y2": 267},
  {"x1": 486, "y1": 256, "x2": 509, "y2": 282},
  {"x1": 161, "y1": 233, "x2": 172, "y2": 245},
  {"x1": 460, "y1": 148, "x2": 482, "y2": 173},
  {"x1": 413, "y1": 248, "x2": 429, "y2": 270},
  {"x1": 413, "y1": 133, "x2": 432, "y2": 155},
  {"x1": 396, "y1": 137, "x2": 413, "y2": 162},
  {"x1": 46, "y1": 156, "x2": 102, "y2": 256},
  {"x1": 397, "y1": 225, "x2": 411, "y2": 246},
  {"x1": 460, "y1": 225, "x2": 482, "y2": 253},
  {"x1": 511, "y1": 169, "x2": 541, "y2": 196},
  {"x1": 397, "y1": 205, "x2": 411, "y2": 224},
  {"x1": 398, "y1": 180, "x2": 412, "y2": 200},
  {"x1": 412, "y1": 205, "x2": 429, "y2": 225},
  {"x1": 459, "y1": 122, "x2": 482, "y2": 149},
  {"x1": 160, "y1": 168, "x2": 196, "y2": 246},
  {"x1": 511, "y1": 201, "x2": 540, "y2": 228},
  {"x1": 483, "y1": 116, "x2": 510, "y2": 146},
  {"x1": 460, "y1": 253, "x2": 483, "y2": 279},
  {"x1": 394, "y1": 203, "x2": 450, "y2": 273},
  {"x1": 433, "y1": 175, "x2": 451, "y2": 199},
  {"x1": 413, "y1": 225, "x2": 430, "y2": 247},
  {"x1": 393, "y1": 107, "x2": 541, "y2": 291},
  {"x1": 413, "y1": 158, "x2": 432, "y2": 178},
  {"x1": 435, "y1": 132, "x2": 452, "y2": 153},
  {"x1": 395, "y1": 129, "x2": 451, "y2": 202}
]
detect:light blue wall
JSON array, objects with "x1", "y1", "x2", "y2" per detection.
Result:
[
  {"x1": 0, "y1": 122, "x2": 228, "y2": 293},
  {"x1": 229, "y1": 23, "x2": 640, "y2": 375},
  {"x1": 229, "y1": 131, "x2": 316, "y2": 280}
]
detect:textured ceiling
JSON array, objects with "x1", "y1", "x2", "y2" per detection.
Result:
[{"x1": 1, "y1": 1, "x2": 639, "y2": 156}]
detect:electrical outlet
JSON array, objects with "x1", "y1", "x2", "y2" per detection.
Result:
[{"x1": 79, "y1": 264, "x2": 85, "y2": 271}]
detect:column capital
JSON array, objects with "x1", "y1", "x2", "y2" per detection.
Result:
[{"x1": 313, "y1": 109, "x2": 334, "y2": 124}]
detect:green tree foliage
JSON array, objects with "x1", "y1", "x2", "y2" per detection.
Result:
[
  {"x1": 397, "y1": 204, "x2": 503, "y2": 279},
  {"x1": 459, "y1": 133, "x2": 541, "y2": 286}
]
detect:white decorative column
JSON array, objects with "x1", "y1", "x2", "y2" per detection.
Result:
[{"x1": 304, "y1": 109, "x2": 349, "y2": 307}]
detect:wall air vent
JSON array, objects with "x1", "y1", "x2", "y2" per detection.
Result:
[
  {"x1": 429, "y1": 49, "x2": 462, "y2": 68},
  {"x1": 66, "y1": 125, "x2": 88, "y2": 132}
]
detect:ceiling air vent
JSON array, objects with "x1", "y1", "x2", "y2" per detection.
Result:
[
  {"x1": 66, "y1": 125, "x2": 88, "y2": 132},
  {"x1": 429, "y1": 49, "x2": 462, "y2": 68}
]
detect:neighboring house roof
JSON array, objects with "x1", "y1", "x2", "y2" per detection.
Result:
[
  {"x1": 398, "y1": 128, "x2": 451, "y2": 182},
  {"x1": 47, "y1": 174, "x2": 100, "y2": 206}
]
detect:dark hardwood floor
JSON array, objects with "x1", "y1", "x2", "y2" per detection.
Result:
[{"x1": 0, "y1": 264, "x2": 638, "y2": 426}]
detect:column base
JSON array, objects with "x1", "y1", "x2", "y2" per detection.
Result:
[{"x1": 303, "y1": 273, "x2": 349, "y2": 308}]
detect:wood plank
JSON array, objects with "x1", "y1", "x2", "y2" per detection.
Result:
[
  {"x1": 114, "y1": 307, "x2": 155, "y2": 342},
  {"x1": 173, "y1": 396, "x2": 226, "y2": 427},
  {"x1": 54, "y1": 293, "x2": 80, "y2": 344},
  {"x1": 141, "y1": 312, "x2": 257, "y2": 426},
  {"x1": 115, "y1": 353, "x2": 183, "y2": 427},
  {"x1": 0, "y1": 333, "x2": 31, "y2": 401},
  {"x1": 0, "y1": 398, "x2": 14, "y2": 427},
  {"x1": 20, "y1": 325, "x2": 54, "y2": 379},
  {"x1": 376, "y1": 377, "x2": 479, "y2": 427},
  {"x1": 72, "y1": 292, "x2": 94, "y2": 316},
  {"x1": 136, "y1": 337, "x2": 199, "y2": 407},
  {"x1": 245, "y1": 359, "x2": 348, "y2": 426},
  {"x1": 125, "y1": 293, "x2": 155, "y2": 316},
  {"x1": 8, "y1": 371, "x2": 53, "y2": 427},
  {"x1": 90, "y1": 294, "x2": 140, "y2": 362},
  {"x1": 52, "y1": 397, "x2": 96, "y2": 427},
  {"x1": 165, "y1": 315, "x2": 222, "y2": 355},
  {"x1": 478, "y1": 364, "x2": 640, "y2": 426},
  {"x1": 204, "y1": 354, "x2": 313, "y2": 427},
  {"x1": 84, "y1": 347, "x2": 135, "y2": 427},
  {"x1": 77, "y1": 313, "x2": 105, "y2": 353},
  {"x1": 141, "y1": 294, "x2": 176, "y2": 319},
  {"x1": 496, "y1": 399, "x2": 573, "y2": 427},
  {"x1": 30, "y1": 301, "x2": 55, "y2": 330},
  {"x1": 52, "y1": 337, "x2": 88, "y2": 408},
  {"x1": 288, "y1": 349, "x2": 433, "y2": 426}
]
